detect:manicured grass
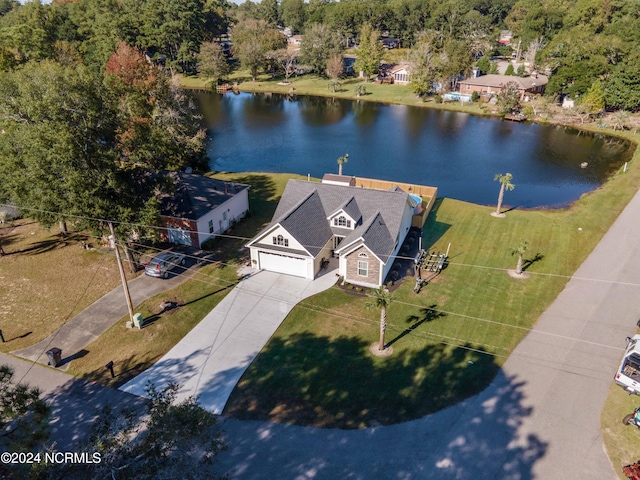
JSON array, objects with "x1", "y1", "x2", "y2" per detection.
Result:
[
  {"x1": 0, "y1": 220, "x2": 126, "y2": 353},
  {"x1": 66, "y1": 262, "x2": 241, "y2": 388},
  {"x1": 602, "y1": 387, "x2": 640, "y2": 479},
  {"x1": 224, "y1": 141, "x2": 640, "y2": 427}
]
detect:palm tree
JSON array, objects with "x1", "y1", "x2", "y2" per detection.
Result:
[
  {"x1": 366, "y1": 286, "x2": 394, "y2": 352},
  {"x1": 494, "y1": 173, "x2": 515, "y2": 216},
  {"x1": 511, "y1": 239, "x2": 529, "y2": 275},
  {"x1": 337, "y1": 153, "x2": 349, "y2": 175}
]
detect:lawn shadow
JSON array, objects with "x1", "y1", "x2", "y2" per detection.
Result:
[
  {"x1": 522, "y1": 253, "x2": 544, "y2": 271},
  {"x1": 422, "y1": 197, "x2": 452, "y2": 249},
  {"x1": 5, "y1": 331, "x2": 32, "y2": 342},
  {"x1": 59, "y1": 349, "x2": 89, "y2": 367},
  {"x1": 224, "y1": 332, "x2": 500, "y2": 428},
  {"x1": 386, "y1": 305, "x2": 445, "y2": 347},
  {"x1": 18, "y1": 232, "x2": 84, "y2": 256},
  {"x1": 220, "y1": 333, "x2": 546, "y2": 479}
]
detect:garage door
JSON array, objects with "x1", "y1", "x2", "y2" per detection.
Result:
[
  {"x1": 167, "y1": 227, "x2": 192, "y2": 246},
  {"x1": 259, "y1": 251, "x2": 307, "y2": 278}
]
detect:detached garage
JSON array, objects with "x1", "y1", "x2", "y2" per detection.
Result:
[{"x1": 257, "y1": 251, "x2": 308, "y2": 278}]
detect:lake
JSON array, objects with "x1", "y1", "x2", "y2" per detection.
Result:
[{"x1": 193, "y1": 91, "x2": 635, "y2": 208}]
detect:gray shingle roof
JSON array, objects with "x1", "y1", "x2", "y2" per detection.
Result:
[
  {"x1": 160, "y1": 172, "x2": 249, "y2": 221},
  {"x1": 252, "y1": 180, "x2": 410, "y2": 261},
  {"x1": 333, "y1": 196, "x2": 362, "y2": 224}
]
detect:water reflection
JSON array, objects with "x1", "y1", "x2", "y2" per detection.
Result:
[
  {"x1": 298, "y1": 96, "x2": 347, "y2": 126},
  {"x1": 191, "y1": 91, "x2": 635, "y2": 208}
]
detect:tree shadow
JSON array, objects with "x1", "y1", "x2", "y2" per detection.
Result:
[
  {"x1": 386, "y1": 305, "x2": 446, "y2": 347},
  {"x1": 522, "y1": 253, "x2": 544, "y2": 271},
  {"x1": 41, "y1": 374, "x2": 147, "y2": 451},
  {"x1": 219, "y1": 333, "x2": 546, "y2": 479},
  {"x1": 224, "y1": 332, "x2": 500, "y2": 428}
]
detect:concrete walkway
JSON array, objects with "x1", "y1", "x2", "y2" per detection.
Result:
[
  {"x1": 12, "y1": 258, "x2": 197, "y2": 369},
  {"x1": 211, "y1": 191, "x2": 640, "y2": 480},
  {"x1": 120, "y1": 268, "x2": 339, "y2": 413}
]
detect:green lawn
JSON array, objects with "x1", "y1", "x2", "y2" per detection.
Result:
[
  {"x1": 223, "y1": 145, "x2": 640, "y2": 427},
  {"x1": 66, "y1": 262, "x2": 241, "y2": 388}
]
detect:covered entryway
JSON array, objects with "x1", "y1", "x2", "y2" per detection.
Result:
[
  {"x1": 258, "y1": 251, "x2": 307, "y2": 278},
  {"x1": 167, "y1": 227, "x2": 192, "y2": 246}
]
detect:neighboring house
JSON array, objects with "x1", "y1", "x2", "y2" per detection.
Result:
[
  {"x1": 498, "y1": 30, "x2": 513, "y2": 46},
  {"x1": 458, "y1": 73, "x2": 548, "y2": 100},
  {"x1": 287, "y1": 35, "x2": 303, "y2": 46},
  {"x1": 246, "y1": 177, "x2": 427, "y2": 288},
  {"x1": 159, "y1": 172, "x2": 250, "y2": 247},
  {"x1": 389, "y1": 65, "x2": 410, "y2": 85}
]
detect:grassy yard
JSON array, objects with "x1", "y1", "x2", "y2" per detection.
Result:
[
  {"x1": 66, "y1": 261, "x2": 241, "y2": 388},
  {"x1": 0, "y1": 220, "x2": 127, "y2": 353},
  {"x1": 223, "y1": 141, "x2": 640, "y2": 428},
  {"x1": 603, "y1": 387, "x2": 640, "y2": 479}
]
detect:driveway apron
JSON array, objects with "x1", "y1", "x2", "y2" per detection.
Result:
[{"x1": 119, "y1": 269, "x2": 339, "y2": 413}]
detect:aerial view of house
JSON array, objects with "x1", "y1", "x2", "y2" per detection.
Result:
[{"x1": 247, "y1": 175, "x2": 433, "y2": 288}]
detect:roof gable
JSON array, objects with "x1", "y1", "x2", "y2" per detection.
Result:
[{"x1": 253, "y1": 180, "x2": 410, "y2": 260}]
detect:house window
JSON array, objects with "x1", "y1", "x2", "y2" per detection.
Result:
[
  {"x1": 208, "y1": 219, "x2": 214, "y2": 234},
  {"x1": 273, "y1": 234, "x2": 289, "y2": 247},
  {"x1": 357, "y1": 261, "x2": 368, "y2": 277},
  {"x1": 466, "y1": 85, "x2": 470, "y2": 90},
  {"x1": 358, "y1": 252, "x2": 368, "y2": 258},
  {"x1": 223, "y1": 211, "x2": 227, "y2": 221},
  {"x1": 334, "y1": 216, "x2": 351, "y2": 228}
]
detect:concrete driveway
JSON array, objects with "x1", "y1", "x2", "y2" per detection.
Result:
[
  {"x1": 120, "y1": 268, "x2": 339, "y2": 413},
  {"x1": 13, "y1": 252, "x2": 200, "y2": 369},
  {"x1": 210, "y1": 191, "x2": 640, "y2": 479}
]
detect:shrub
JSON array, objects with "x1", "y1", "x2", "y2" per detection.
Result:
[{"x1": 471, "y1": 91, "x2": 480, "y2": 102}]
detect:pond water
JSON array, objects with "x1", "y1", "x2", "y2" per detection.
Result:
[{"x1": 193, "y1": 91, "x2": 635, "y2": 208}]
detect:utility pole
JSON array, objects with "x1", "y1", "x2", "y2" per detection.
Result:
[{"x1": 109, "y1": 222, "x2": 135, "y2": 323}]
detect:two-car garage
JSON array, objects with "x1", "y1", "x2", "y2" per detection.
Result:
[{"x1": 257, "y1": 251, "x2": 309, "y2": 278}]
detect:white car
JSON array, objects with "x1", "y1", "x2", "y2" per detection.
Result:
[{"x1": 615, "y1": 334, "x2": 640, "y2": 395}]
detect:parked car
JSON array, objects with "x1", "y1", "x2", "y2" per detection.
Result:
[
  {"x1": 144, "y1": 252, "x2": 186, "y2": 279},
  {"x1": 615, "y1": 334, "x2": 640, "y2": 395}
]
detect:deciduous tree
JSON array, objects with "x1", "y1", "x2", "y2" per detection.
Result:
[
  {"x1": 300, "y1": 23, "x2": 343, "y2": 75},
  {"x1": 353, "y1": 22, "x2": 383, "y2": 82},
  {"x1": 197, "y1": 41, "x2": 230, "y2": 85}
]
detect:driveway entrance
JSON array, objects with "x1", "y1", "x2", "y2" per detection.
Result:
[{"x1": 120, "y1": 269, "x2": 338, "y2": 413}]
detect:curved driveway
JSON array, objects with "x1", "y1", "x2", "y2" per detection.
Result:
[{"x1": 214, "y1": 190, "x2": 640, "y2": 480}]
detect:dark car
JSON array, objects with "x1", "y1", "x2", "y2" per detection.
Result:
[{"x1": 144, "y1": 252, "x2": 186, "y2": 279}]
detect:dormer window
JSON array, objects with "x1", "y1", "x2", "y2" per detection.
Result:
[
  {"x1": 334, "y1": 216, "x2": 351, "y2": 228},
  {"x1": 272, "y1": 234, "x2": 289, "y2": 247}
]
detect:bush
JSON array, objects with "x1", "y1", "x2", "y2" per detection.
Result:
[
  {"x1": 471, "y1": 91, "x2": 480, "y2": 102},
  {"x1": 433, "y1": 94, "x2": 442, "y2": 104}
]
